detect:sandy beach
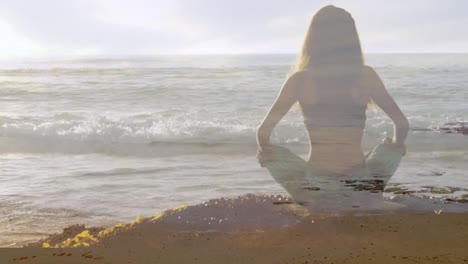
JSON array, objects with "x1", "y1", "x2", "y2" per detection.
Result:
[{"x1": 1, "y1": 195, "x2": 467, "y2": 264}]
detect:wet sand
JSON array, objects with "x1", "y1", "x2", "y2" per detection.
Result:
[{"x1": 1, "y1": 194, "x2": 467, "y2": 264}]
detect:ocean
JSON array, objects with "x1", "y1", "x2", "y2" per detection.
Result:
[{"x1": 1, "y1": 54, "x2": 467, "y2": 247}]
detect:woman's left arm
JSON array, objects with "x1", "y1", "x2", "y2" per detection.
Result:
[{"x1": 256, "y1": 72, "x2": 302, "y2": 150}]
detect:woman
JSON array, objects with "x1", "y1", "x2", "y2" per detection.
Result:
[{"x1": 256, "y1": 6, "x2": 409, "y2": 204}]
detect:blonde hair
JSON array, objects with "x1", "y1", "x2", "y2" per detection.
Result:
[
  {"x1": 291, "y1": 5, "x2": 364, "y2": 74},
  {"x1": 290, "y1": 5, "x2": 376, "y2": 108}
]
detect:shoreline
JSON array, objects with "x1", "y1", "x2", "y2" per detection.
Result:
[{"x1": 1, "y1": 194, "x2": 468, "y2": 263}]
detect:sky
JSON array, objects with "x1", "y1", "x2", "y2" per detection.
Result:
[{"x1": 1, "y1": 0, "x2": 468, "y2": 59}]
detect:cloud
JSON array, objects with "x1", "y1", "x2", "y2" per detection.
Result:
[
  {"x1": 0, "y1": 19, "x2": 45, "y2": 59},
  {"x1": 0, "y1": 0, "x2": 467, "y2": 58},
  {"x1": 87, "y1": 0, "x2": 210, "y2": 39}
]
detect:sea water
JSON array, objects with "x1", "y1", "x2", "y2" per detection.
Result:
[{"x1": 1, "y1": 54, "x2": 467, "y2": 246}]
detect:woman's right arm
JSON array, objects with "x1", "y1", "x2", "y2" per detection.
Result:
[{"x1": 365, "y1": 66, "x2": 410, "y2": 154}]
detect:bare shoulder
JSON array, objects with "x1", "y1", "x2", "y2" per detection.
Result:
[
  {"x1": 287, "y1": 71, "x2": 308, "y2": 85},
  {"x1": 362, "y1": 65, "x2": 378, "y2": 79},
  {"x1": 361, "y1": 65, "x2": 383, "y2": 88},
  {"x1": 282, "y1": 71, "x2": 308, "y2": 95}
]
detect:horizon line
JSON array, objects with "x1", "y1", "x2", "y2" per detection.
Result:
[{"x1": 2, "y1": 52, "x2": 468, "y2": 61}]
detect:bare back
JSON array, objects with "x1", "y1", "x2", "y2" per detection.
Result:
[{"x1": 296, "y1": 68, "x2": 372, "y2": 174}]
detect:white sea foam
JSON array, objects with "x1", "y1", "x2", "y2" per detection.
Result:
[{"x1": 1, "y1": 112, "x2": 467, "y2": 156}]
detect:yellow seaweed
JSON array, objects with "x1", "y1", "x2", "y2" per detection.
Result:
[
  {"x1": 132, "y1": 215, "x2": 145, "y2": 225},
  {"x1": 42, "y1": 242, "x2": 51, "y2": 249},
  {"x1": 98, "y1": 223, "x2": 127, "y2": 237},
  {"x1": 172, "y1": 204, "x2": 188, "y2": 211}
]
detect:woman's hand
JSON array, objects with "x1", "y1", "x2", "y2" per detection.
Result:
[{"x1": 256, "y1": 144, "x2": 274, "y2": 167}]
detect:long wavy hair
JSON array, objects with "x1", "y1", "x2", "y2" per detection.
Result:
[
  {"x1": 291, "y1": 5, "x2": 376, "y2": 108},
  {"x1": 291, "y1": 5, "x2": 364, "y2": 76}
]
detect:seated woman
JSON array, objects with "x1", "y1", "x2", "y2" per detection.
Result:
[{"x1": 256, "y1": 6, "x2": 410, "y2": 206}]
